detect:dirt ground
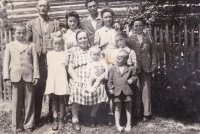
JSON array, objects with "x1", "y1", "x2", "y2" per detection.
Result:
[{"x1": 1, "y1": 101, "x2": 200, "y2": 134}]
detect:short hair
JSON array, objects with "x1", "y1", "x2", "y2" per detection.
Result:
[
  {"x1": 89, "y1": 46, "x2": 101, "y2": 54},
  {"x1": 130, "y1": 17, "x2": 145, "y2": 28},
  {"x1": 51, "y1": 31, "x2": 64, "y2": 45},
  {"x1": 85, "y1": 0, "x2": 98, "y2": 8},
  {"x1": 117, "y1": 50, "x2": 129, "y2": 59},
  {"x1": 65, "y1": 10, "x2": 80, "y2": 29},
  {"x1": 36, "y1": 0, "x2": 50, "y2": 7},
  {"x1": 100, "y1": 7, "x2": 115, "y2": 19},
  {"x1": 116, "y1": 31, "x2": 128, "y2": 38},
  {"x1": 75, "y1": 30, "x2": 89, "y2": 42},
  {"x1": 13, "y1": 23, "x2": 26, "y2": 32}
]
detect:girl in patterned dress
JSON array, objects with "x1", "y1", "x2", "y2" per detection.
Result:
[{"x1": 68, "y1": 30, "x2": 108, "y2": 131}]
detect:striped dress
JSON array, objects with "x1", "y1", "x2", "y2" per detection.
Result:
[{"x1": 68, "y1": 47, "x2": 108, "y2": 105}]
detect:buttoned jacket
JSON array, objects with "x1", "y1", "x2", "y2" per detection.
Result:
[
  {"x1": 3, "y1": 41, "x2": 40, "y2": 82},
  {"x1": 26, "y1": 17, "x2": 60, "y2": 56},
  {"x1": 128, "y1": 33, "x2": 157, "y2": 73},
  {"x1": 107, "y1": 64, "x2": 137, "y2": 96}
]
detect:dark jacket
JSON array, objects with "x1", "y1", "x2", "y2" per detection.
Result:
[
  {"x1": 128, "y1": 33, "x2": 157, "y2": 73},
  {"x1": 107, "y1": 64, "x2": 137, "y2": 96},
  {"x1": 80, "y1": 18, "x2": 102, "y2": 46}
]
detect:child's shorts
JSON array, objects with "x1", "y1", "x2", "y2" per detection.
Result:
[{"x1": 114, "y1": 92, "x2": 132, "y2": 103}]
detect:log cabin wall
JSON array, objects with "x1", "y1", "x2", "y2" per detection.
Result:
[{"x1": 6, "y1": 0, "x2": 135, "y2": 27}]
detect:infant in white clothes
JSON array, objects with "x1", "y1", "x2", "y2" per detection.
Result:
[{"x1": 86, "y1": 47, "x2": 108, "y2": 93}]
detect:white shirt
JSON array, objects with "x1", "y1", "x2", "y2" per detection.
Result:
[
  {"x1": 87, "y1": 14, "x2": 101, "y2": 30},
  {"x1": 39, "y1": 15, "x2": 49, "y2": 33}
]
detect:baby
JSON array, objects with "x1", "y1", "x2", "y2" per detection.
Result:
[{"x1": 86, "y1": 46, "x2": 108, "y2": 93}]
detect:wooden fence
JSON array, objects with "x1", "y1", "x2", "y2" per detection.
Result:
[{"x1": 1, "y1": 0, "x2": 200, "y2": 101}]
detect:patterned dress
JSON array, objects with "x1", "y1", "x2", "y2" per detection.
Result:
[{"x1": 68, "y1": 47, "x2": 108, "y2": 105}]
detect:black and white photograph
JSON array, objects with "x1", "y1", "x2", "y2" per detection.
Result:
[{"x1": 1, "y1": 0, "x2": 200, "y2": 133}]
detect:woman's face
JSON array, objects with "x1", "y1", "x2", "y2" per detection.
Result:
[
  {"x1": 133, "y1": 21, "x2": 144, "y2": 34},
  {"x1": 68, "y1": 16, "x2": 78, "y2": 30},
  {"x1": 77, "y1": 32, "x2": 88, "y2": 50},
  {"x1": 102, "y1": 12, "x2": 113, "y2": 27}
]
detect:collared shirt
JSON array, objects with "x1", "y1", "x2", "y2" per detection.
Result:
[
  {"x1": 87, "y1": 14, "x2": 101, "y2": 30},
  {"x1": 39, "y1": 15, "x2": 49, "y2": 33},
  {"x1": 118, "y1": 46, "x2": 137, "y2": 66},
  {"x1": 94, "y1": 26, "x2": 117, "y2": 51}
]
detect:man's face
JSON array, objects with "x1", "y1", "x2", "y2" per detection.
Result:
[
  {"x1": 36, "y1": 0, "x2": 49, "y2": 15},
  {"x1": 87, "y1": 1, "x2": 98, "y2": 15}
]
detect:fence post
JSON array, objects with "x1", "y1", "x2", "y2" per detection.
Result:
[
  {"x1": 165, "y1": 23, "x2": 170, "y2": 75},
  {"x1": 198, "y1": 24, "x2": 200, "y2": 69},
  {"x1": 184, "y1": 23, "x2": 188, "y2": 69},
  {"x1": 190, "y1": 25, "x2": 195, "y2": 70},
  {"x1": 1, "y1": 0, "x2": 9, "y2": 102}
]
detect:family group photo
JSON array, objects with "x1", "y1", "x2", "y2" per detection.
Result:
[{"x1": 1, "y1": 0, "x2": 200, "y2": 133}]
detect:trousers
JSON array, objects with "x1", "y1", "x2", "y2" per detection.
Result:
[{"x1": 12, "y1": 79, "x2": 35, "y2": 131}]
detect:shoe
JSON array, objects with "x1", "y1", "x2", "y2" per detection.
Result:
[
  {"x1": 108, "y1": 114, "x2": 114, "y2": 126},
  {"x1": 116, "y1": 125, "x2": 124, "y2": 132},
  {"x1": 25, "y1": 128, "x2": 33, "y2": 133},
  {"x1": 13, "y1": 128, "x2": 23, "y2": 134},
  {"x1": 52, "y1": 118, "x2": 58, "y2": 131},
  {"x1": 90, "y1": 117, "x2": 97, "y2": 127},
  {"x1": 59, "y1": 117, "x2": 65, "y2": 129},
  {"x1": 72, "y1": 121, "x2": 81, "y2": 131},
  {"x1": 125, "y1": 125, "x2": 131, "y2": 132},
  {"x1": 142, "y1": 116, "x2": 149, "y2": 122}
]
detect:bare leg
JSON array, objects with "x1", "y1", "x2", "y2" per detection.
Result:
[
  {"x1": 71, "y1": 103, "x2": 80, "y2": 123},
  {"x1": 125, "y1": 101, "x2": 132, "y2": 132},
  {"x1": 115, "y1": 102, "x2": 123, "y2": 131}
]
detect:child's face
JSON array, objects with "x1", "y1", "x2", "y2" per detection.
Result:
[
  {"x1": 133, "y1": 21, "x2": 144, "y2": 34},
  {"x1": 14, "y1": 27, "x2": 26, "y2": 42},
  {"x1": 68, "y1": 16, "x2": 78, "y2": 30},
  {"x1": 116, "y1": 55, "x2": 127, "y2": 66},
  {"x1": 91, "y1": 50, "x2": 101, "y2": 61},
  {"x1": 87, "y1": 1, "x2": 98, "y2": 15},
  {"x1": 77, "y1": 32, "x2": 88, "y2": 50},
  {"x1": 116, "y1": 35, "x2": 126, "y2": 48},
  {"x1": 53, "y1": 38, "x2": 63, "y2": 52},
  {"x1": 102, "y1": 12, "x2": 113, "y2": 27}
]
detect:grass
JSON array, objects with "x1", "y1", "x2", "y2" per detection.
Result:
[{"x1": 1, "y1": 101, "x2": 200, "y2": 134}]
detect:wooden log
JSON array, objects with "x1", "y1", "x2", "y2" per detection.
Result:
[
  {"x1": 8, "y1": 7, "x2": 126, "y2": 24},
  {"x1": 7, "y1": 1, "x2": 134, "y2": 10},
  {"x1": 7, "y1": 3, "x2": 131, "y2": 16},
  {"x1": 184, "y1": 23, "x2": 188, "y2": 68},
  {"x1": 191, "y1": 26, "x2": 195, "y2": 70}
]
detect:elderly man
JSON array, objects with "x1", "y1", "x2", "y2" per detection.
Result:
[{"x1": 26, "y1": 0, "x2": 60, "y2": 123}]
